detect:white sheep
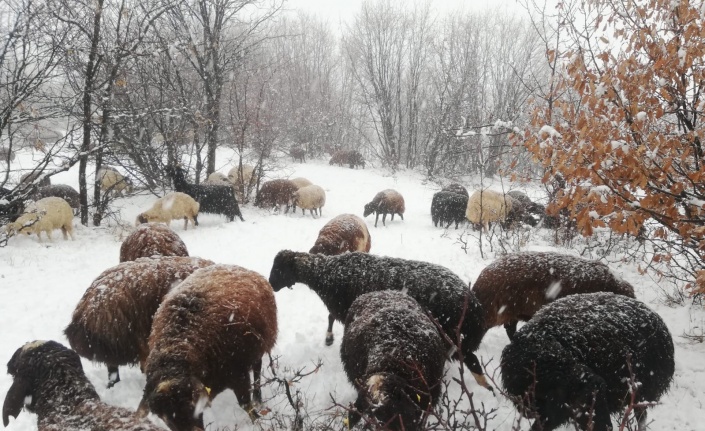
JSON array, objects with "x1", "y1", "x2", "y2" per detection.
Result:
[
  {"x1": 97, "y1": 166, "x2": 132, "y2": 197},
  {"x1": 465, "y1": 189, "x2": 513, "y2": 231},
  {"x1": 3, "y1": 196, "x2": 74, "y2": 242},
  {"x1": 291, "y1": 177, "x2": 313, "y2": 189},
  {"x1": 204, "y1": 171, "x2": 229, "y2": 185},
  {"x1": 292, "y1": 184, "x2": 326, "y2": 217},
  {"x1": 228, "y1": 164, "x2": 255, "y2": 200},
  {"x1": 135, "y1": 192, "x2": 200, "y2": 230}
]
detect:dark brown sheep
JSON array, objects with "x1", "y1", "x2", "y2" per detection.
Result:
[
  {"x1": 32, "y1": 184, "x2": 80, "y2": 213},
  {"x1": 119, "y1": 223, "x2": 189, "y2": 262},
  {"x1": 363, "y1": 189, "x2": 405, "y2": 227},
  {"x1": 19, "y1": 170, "x2": 51, "y2": 191},
  {"x1": 309, "y1": 213, "x2": 372, "y2": 345},
  {"x1": 441, "y1": 182, "x2": 468, "y2": 197},
  {"x1": 290, "y1": 146, "x2": 306, "y2": 163},
  {"x1": 64, "y1": 256, "x2": 215, "y2": 387},
  {"x1": 472, "y1": 251, "x2": 636, "y2": 338},
  {"x1": 138, "y1": 264, "x2": 278, "y2": 431},
  {"x1": 341, "y1": 291, "x2": 446, "y2": 430},
  {"x1": 255, "y1": 179, "x2": 298, "y2": 212},
  {"x1": 329, "y1": 149, "x2": 365, "y2": 168},
  {"x1": 2, "y1": 340, "x2": 163, "y2": 430}
]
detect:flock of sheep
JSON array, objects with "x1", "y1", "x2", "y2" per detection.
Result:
[{"x1": 0, "y1": 160, "x2": 676, "y2": 431}]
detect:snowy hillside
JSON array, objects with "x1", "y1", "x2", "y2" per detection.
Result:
[{"x1": 0, "y1": 153, "x2": 703, "y2": 430}]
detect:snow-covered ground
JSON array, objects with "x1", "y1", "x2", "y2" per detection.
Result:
[{"x1": 1, "y1": 151, "x2": 703, "y2": 430}]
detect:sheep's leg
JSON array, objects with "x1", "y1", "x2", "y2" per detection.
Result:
[
  {"x1": 399, "y1": 212, "x2": 404, "y2": 220},
  {"x1": 325, "y1": 314, "x2": 335, "y2": 346},
  {"x1": 504, "y1": 320, "x2": 518, "y2": 339},
  {"x1": 183, "y1": 217, "x2": 188, "y2": 230},
  {"x1": 635, "y1": 406, "x2": 648, "y2": 431},
  {"x1": 107, "y1": 365, "x2": 120, "y2": 388},
  {"x1": 194, "y1": 214, "x2": 199, "y2": 226},
  {"x1": 45, "y1": 229, "x2": 53, "y2": 242},
  {"x1": 382, "y1": 213, "x2": 387, "y2": 226},
  {"x1": 374, "y1": 213, "x2": 380, "y2": 227},
  {"x1": 61, "y1": 226, "x2": 69, "y2": 240},
  {"x1": 252, "y1": 358, "x2": 263, "y2": 403},
  {"x1": 232, "y1": 370, "x2": 258, "y2": 422}
]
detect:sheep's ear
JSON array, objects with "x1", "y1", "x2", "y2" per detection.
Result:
[{"x1": 3, "y1": 377, "x2": 30, "y2": 426}]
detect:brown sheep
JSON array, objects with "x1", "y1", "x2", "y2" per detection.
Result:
[
  {"x1": 309, "y1": 213, "x2": 372, "y2": 346},
  {"x1": 363, "y1": 189, "x2": 405, "y2": 227},
  {"x1": 472, "y1": 251, "x2": 636, "y2": 339},
  {"x1": 441, "y1": 182, "x2": 469, "y2": 197},
  {"x1": 2, "y1": 341, "x2": 164, "y2": 430},
  {"x1": 119, "y1": 223, "x2": 189, "y2": 262},
  {"x1": 290, "y1": 146, "x2": 306, "y2": 163},
  {"x1": 138, "y1": 264, "x2": 278, "y2": 431},
  {"x1": 32, "y1": 184, "x2": 80, "y2": 214},
  {"x1": 329, "y1": 150, "x2": 347, "y2": 166},
  {"x1": 64, "y1": 256, "x2": 215, "y2": 388},
  {"x1": 329, "y1": 150, "x2": 365, "y2": 168},
  {"x1": 255, "y1": 179, "x2": 298, "y2": 213}
]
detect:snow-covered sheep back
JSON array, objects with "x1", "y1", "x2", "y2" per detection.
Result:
[
  {"x1": 472, "y1": 251, "x2": 636, "y2": 338},
  {"x1": 139, "y1": 264, "x2": 278, "y2": 431},
  {"x1": 363, "y1": 189, "x2": 405, "y2": 227},
  {"x1": 501, "y1": 292, "x2": 674, "y2": 431},
  {"x1": 291, "y1": 184, "x2": 326, "y2": 217},
  {"x1": 268, "y1": 250, "x2": 491, "y2": 390},
  {"x1": 64, "y1": 256, "x2": 215, "y2": 387},
  {"x1": 2, "y1": 340, "x2": 163, "y2": 430},
  {"x1": 341, "y1": 291, "x2": 446, "y2": 430},
  {"x1": 135, "y1": 191, "x2": 200, "y2": 230},
  {"x1": 3, "y1": 196, "x2": 74, "y2": 242},
  {"x1": 119, "y1": 223, "x2": 189, "y2": 262},
  {"x1": 290, "y1": 177, "x2": 312, "y2": 189}
]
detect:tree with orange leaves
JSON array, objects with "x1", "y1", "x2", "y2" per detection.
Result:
[{"x1": 521, "y1": 0, "x2": 705, "y2": 293}]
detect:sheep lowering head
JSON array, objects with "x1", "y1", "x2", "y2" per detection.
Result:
[
  {"x1": 309, "y1": 213, "x2": 372, "y2": 345},
  {"x1": 136, "y1": 192, "x2": 200, "y2": 230},
  {"x1": 501, "y1": 292, "x2": 674, "y2": 431},
  {"x1": 227, "y1": 164, "x2": 254, "y2": 201},
  {"x1": 166, "y1": 165, "x2": 245, "y2": 222},
  {"x1": 64, "y1": 256, "x2": 215, "y2": 387},
  {"x1": 120, "y1": 223, "x2": 189, "y2": 262},
  {"x1": 431, "y1": 190, "x2": 468, "y2": 229},
  {"x1": 441, "y1": 183, "x2": 468, "y2": 197},
  {"x1": 138, "y1": 264, "x2": 278, "y2": 431},
  {"x1": 3, "y1": 196, "x2": 74, "y2": 242},
  {"x1": 255, "y1": 179, "x2": 298, "y2": 213},
  {"x1": 291, "y1": 184, "x2": 326, "y2": 217},
  {"x1": 472, "y1": 251, "x2": 636, "y2": 339},
  {"x1": 2, "y1": 340, "x2": 164, "y2": 430},
  {"x1": 203, "y1": 172, "x2": 229, "y2": 185},
  {"x1": 97, "y1": 166, "x2": 132, "y2": 197},
  {"x1": 465, "y1": 189, "x2": 512, "y2": 231},
  {"x1": 268, "y1": 250, "x2": 492, "y2": 391},
  {"x1": 342, "y1": 291, "x2": 446, "y2": 430},
  {"x1": 363, "y1": 189, "x2": 405, "y2": 227}
]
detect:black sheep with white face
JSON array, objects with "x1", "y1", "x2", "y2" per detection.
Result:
[
  {"x1": 341, "y1": 291, "x2": 446, "y2": 430},
  {"x1": 268, "y1": 250, "x2": 491, "y2": 392},
  {"x1": 501, "y1": 292, "x2": 674, "y2": 431},
  {"x1": 2, "y1": 340, "x2": 162, "y2": 430}
]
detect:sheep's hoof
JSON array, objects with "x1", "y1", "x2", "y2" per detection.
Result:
[
  {"x1": 246, "y1": 404, "x2": 260, "y2": 422},
  {"x1": 325, "y1": 333, "x2": 334, "y2": 346},
  {"x1": 107, "y1": 371, "x2": 120, "y2": 388}
]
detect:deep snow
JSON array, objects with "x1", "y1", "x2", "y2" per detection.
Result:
[{"x1": 0, "y1": 151, "x2": 703, "y2": 430}]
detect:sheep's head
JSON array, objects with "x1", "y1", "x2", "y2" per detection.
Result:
[
  {"x1": 269, "y1": 250, "x2": 299, "y2": 291},
  {"x1": 3, "y1": 340, "x2": 94, "y2": 426},
  {"x1": 135, "y1": 213, "x2": 150, "y2": 225},
  {"x1": 139, "y1": 376, "x2": 209, "y2": 431},
  {"x1": 348, "y1": 373, "x2": 424, "y2": 430},
  {"x1": 363, "y1": 202, "x2": 377, "y2": 217}
]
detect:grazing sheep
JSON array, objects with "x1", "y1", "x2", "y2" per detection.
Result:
[
  {"x1": 431, "y1": 190, "x2": 468, "y2": 229},
  {"x1": 504, "y1": 190, "x2": 545, "y2": 227},
  {"x1": 465, "y1": 189, "x2": 512, "y2": 231},
  {"x1": 65, "y1": 256, "x2": 215, "y2": 387},
  {"x1": 441, "y1": 182, "x2": 469, "y2": 197},
  {"x1": 329, "y1": 150, "x2": 365, "y2": 168},
  {"x1": 268, "y1": 251, "x2": 492, "y2": 391},
  {"x1": 97, "y1": 165, "x2": 132, "y2": 197},
  {"x1": 136, "y1": 192, "x2": 200, "y2": 230},
  {"x1": 167, "y1": 165, "x2": 245, "y2": 222},
  {"x1": 347, "y1": 150, "x2": 365, "y2": 169},
  {"x1": 227, "y1": 164, "x2": 254, "y2": 191},
  {"x1": 290, "y1": 177, "x2": 313, "y2": 189},
  {"x1": 329, "y1": 150, "x2": 347, "y2": 167},
  {"x1": 342, "y1": 291, "x2": 446, "y2": 430},
  {"x1": 255, "y1": 179, "x2": 298, "y2": 213},
  {"x1": 19, "y1": 170, "x2": 51, "y2": 191},
  {"x1": 32, "y1": 184, "x2": 80, "y2": 214},
  {"x1": 204, "y1": 172, "x2": 229, "y2": 185},
  {"x1": 3, "y1": 196, "x2": 74, "y2": 242},
  {"x1": 138, "y1": 264, "x2": 278, "y2": 431},
  {"x1": 363, "y1": 189, "x2": 405, "y2": 227},
  {"x1": 472, "y1": 251, "x2": 636, "y2": 339},
  {"x1": 290, "y1": 146, "x2": 306, "y2": 163},
  {"x1": 120, "y1": 223, "x2": 189, "y2": 262},
  {"x1": 309, "y1": 213, "x2": 372, "y2": 345},
  {"x1": 2, "y1": 340, "x2": 164, "y2": 430},
  {"x1": 291, "y1": 184, "x2": 326, "y2": 217},
  {"x1": 501, "y1": 292, "x2": 674, "y2": 431}
]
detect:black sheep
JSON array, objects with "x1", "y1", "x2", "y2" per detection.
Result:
[
  {"x1": 341, "y1": 291, "x2": 446, "y2": 430},
  {"x1": 166, "y1": 165, "x2": 244, "y2": 222},
  {"x1": 0, "y1": 187, "x2": 26, "y2": 223},
  {"x1": 32, "y1": 184, "x2": 80, "y2": 214},
  {"x1": 501, "y1": 292, "x2": 674, "y2": 431},
  {"x1": 268, "y1": 250, "x2": 492, "y2": 391},
  {"x1": 431, "y1": 190, "x2": 468, "y2": 229},
  {"x1": 2, "y1": 340, "x2": 163, "y2": 430}
]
